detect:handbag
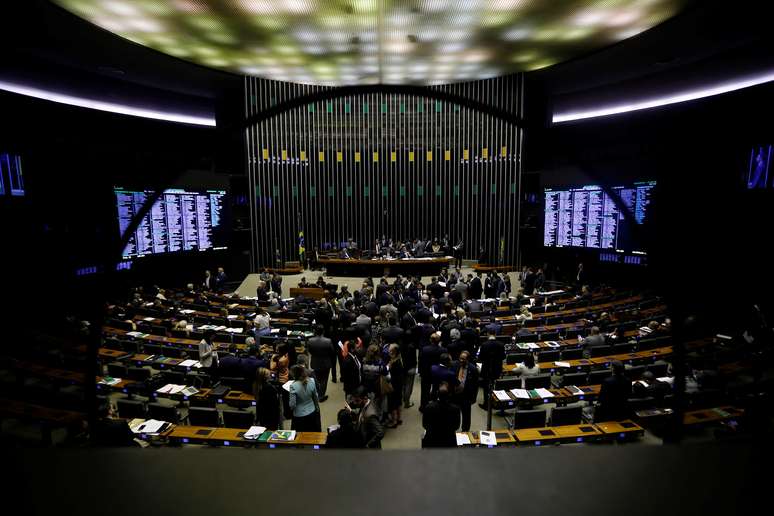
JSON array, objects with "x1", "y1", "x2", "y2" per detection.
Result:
[{"x1": 379, "y1": 374, "x2": 394, "y2": 395}]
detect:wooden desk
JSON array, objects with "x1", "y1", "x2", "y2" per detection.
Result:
[
  {"x1": 513, "y1": 424, "x2": 602, "y2": 445},
  {"x1": 319, "y1": 257, "x2": 452, "y2": 277},
  {"x1": 289, "y1": 287, "x2": 325, "y2": 300},
  {"x1": 594, "y1": 420, "x2": 645, "y2": 440},
  {"x1": 683, "y1": 406, "x2": 744, "y2": 426},
  {"x1": 98, "y1": 348, "x2": 131, "y2": 361},
  {"x1": 0, "y1": 398, "x2": 85, "y2": 425},
  {"x1": 467, "y1": 429, "x2": 517, "y2": 447},
  {"x1": 223, "y1": 390, "x2": 256, "y2": 408},
  {"x1": 166, "y1": 425, "x2": 218, "y2": 444},
  {"x1": 165, "y1": 425, "x2": 327, "y2": 448},
  {"x1": 490, "y1": 388, "x2": 571, "y2": 409},
  {"x1": 96, "y1": 376, "x2": 136, "y2": 393}
]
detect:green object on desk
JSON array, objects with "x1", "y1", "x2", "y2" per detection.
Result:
[{"x1": 257, "y1": 431, "x2": 272, "y2": 442}]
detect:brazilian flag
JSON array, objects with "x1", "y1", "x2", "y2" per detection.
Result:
[{"x1": 298, "y1": 229, "x2": 306, "y2": 263}]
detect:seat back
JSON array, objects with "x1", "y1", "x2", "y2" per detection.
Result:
[
  {"x1": 494, "y1": 377, "x2": 521, "y2": 391},
  {"x1": 524, "y1": 374, "x2": 551, "y2": 389},
  {"x1": 127, "y1": 367, "x2": 152, "y2": 382},
  {"x1": 506, "y1": 353, "x2": 529, "y2": 365},
  {"x1": 550, "y1": 405, "x2": 582, "y2": 426},
  {"x1": 107, "y1": 363, "x2": 128, "y2": 378},
  {"x1": 561, "y1": 372, "x2": 588, "y2": 386},
  {"x1": 188, "y1": 407, "x2": 221, "y2": 427},
  {"x1": 147, "y1": 402, "x2": 180, "y2": 424},
  {"x1": 537, "y1": 350, "x2": 560, "y2": 362},
  {"x1": 590, "y1": 345, "x2": 613, "y2": 358},
  {"x1": 222, "y1": 409, "x2": 255, "y2": 429},
  {"x1": 587, "y1": 369, "x2": 611, "y2": 385},
  {"x1": 513, "y1": 409, "x2": 547, "y2": 429},
  {"x1": 561, "y1": 348, "x2": 583, "y2": 360},
  {"x1": 116, "y1": 398, "x2": 146, "y2": 419}
]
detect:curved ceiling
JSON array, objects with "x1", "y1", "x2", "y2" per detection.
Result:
[{"x1": 53, "y1": 0, "x2": 693, "y2": 86}]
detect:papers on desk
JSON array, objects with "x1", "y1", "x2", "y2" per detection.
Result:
[
  {"x1": 540, "y1": 290, "x2": 565, "y2": 296},
  {"x1": 99, "y1": 377, "x2": 121, "y2": 386},
  {"x1": 639, "y1": 326, "x2": 653, "y2": 335},
  {"x1": 143, "y1": 316, "x2": 156, "y2": 322},
  {"x1": 493, "y1": 390, "x2": 511, "y2": 402},
  {"x1": 534, "y1": 388, "x2": 554, "y2": 398},
  {"x1": 179, "y1": 309, "x2": 195, "y2": 315},
  {"x1": 156, "y1": 384, "x2": 187, "y2": 394},
  {"x1": 228, "y1": 303, "x2": 240, "y2": 309},
  {"x1": 227, "y1": 315, "x2": 238, "y2": 319},
  {"x1": 546, "y1": 341, "x2": 561, "y2": 348},
  {"x1": 554, "y1": 361, "x2": 571, "y2": 368},
  {"x1": 657, "y1": 376, "x2": 674, "y2": 385},
  {"x1": 224, "y1": 327, "x2": 243, "y2": 333},
  {"x1": 126, "y1": 331, "x2": 147, "y2": 338},
  {"x1": 438, "y1": 282, "x2": 447, "y2": 288},
  {"x1": 144, "y1": 302, "x2": 155, "y2": 307},
  {"x1": 282, "y1": 380, "x2": 293, "y2": 392},
  {"x1": 181, "y1": 386, "x2": 199, "y2": 397},
  {"x1": 565, "y1": 385, "x2": 584, "y2": 396},
  {"x1": 270, "y1": 328, "x2": 281, "y2": 334},
  {"x1": 475, "y1": 362, "x2": 483, "y2": 372},
  {"x1": 179, "y1": 359, "x2": 200, "y2": 368},
  {"x1": 524, "y1": 343, "x2": 540, "y2": 350},
  {"x1": 243, "y1": 426, "x2": 267, "y2": 440},
  {"x1": 455, "y1": 432, "x2": 471, "y2": 446},
  {"x1": 510, "y1": 388, "x2": 531, "y2": 399},
  {"x1": 479, "y1": 431, "x2": 497, "y2": 446},
  {"x1": 282, "y1": 298, "x2": 294, "y2": 302},
  {"x1": 131, "y1": 419, "x2": 168, "y2": 435},
  {"x1": 269, "y1": 430, "x2": 296, "y2": 442}
]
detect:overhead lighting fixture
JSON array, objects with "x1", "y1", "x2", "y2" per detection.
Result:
[
  {"x1": 0, "y1": 81, "x2": 216, "y2": 126},
  {"x1": 552, "y1": 71, "x2": 774, "y2": 123}
]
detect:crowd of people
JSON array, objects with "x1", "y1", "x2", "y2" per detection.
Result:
[{"x1": 103, "y1": 261, "x2": 670, "y2": 449}]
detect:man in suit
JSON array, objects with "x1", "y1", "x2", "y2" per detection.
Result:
[
  {"x1": 307, "y1": 325, "x2": 336, "y2": 401},
  {"x1": 430, "y1": 353, "x2": 458, "y2": 398},
  {"x1": 453, "y1": 351, "x2": 480, "y2": 431},
  {"x1": 581, "y1": 326, "x2": 607, "y2": 358},
  {"x1": 214, "y1": 267, "x2": 227, "y2": 292},
  {"x1": 596, "y1": 361, "x2": 631, "y2": 421},
  {"x1": 534, "y1": 268, "x2": 545, "y2": 293},
  {"x1": 469, "y1": 272, "x2": 483, "y2": 299},
  {"x1": 477, "y1": 329, "x2": 505, "y2": 410},
  {"x1": 421, "y1": 383, "x2": 461, "y2": 448},
  {"x1": 523, "y1": 268, "x2": 536, "y2": 295},
  {"x1": 484, "y1": 273, "x2": 495, "y2": 299},
  {"x1": 419, "y1": 332, "x2": 443, "y2": 411},
  {"x1": 382, "y1": 317, "x2": 404, "y2": 346}
]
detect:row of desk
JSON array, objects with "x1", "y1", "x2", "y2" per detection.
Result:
[
  {"x1": 138, "y1": 420, "x2": 645, "y2": 448},
  {"x1": 502, "y1": 345, "x2": 673, "y2": 375}
]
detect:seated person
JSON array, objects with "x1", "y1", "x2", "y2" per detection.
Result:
[
  {"x1": 581, "y1": 326, "x2": 606, "y2": 358},
  {"x1": 512, "y1": 354, "x2": 540, "y2": 388},
  {"x1": 326, "y1": 409, "x2": 366, "y2": 448},
  {"x1": 91, "y1": 402, "x2": 140, "y2": 447},
  {"x1": 632, "y1": 371, "x2": 671, "y2": 400},
  {"x1": 298, "y1": 277, "x2": 310, "y2": 288}
]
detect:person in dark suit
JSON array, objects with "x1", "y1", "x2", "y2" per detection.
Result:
[
  {"x1": 430, "y1": 353, "x2": 458, "y2": 397},
  {"x1": 534, "y1": 268, "x2": 545, "y2": 293},
  {"x1": 421, "y1": 383, "x2": 461, "y2": 448},
  {"x1": 469, "y1": 272, "x2": 483, "y2": 300},
  {"x1": 484, "y1": 273, "x2": 496, "y2": 299},
  {"x1": 307, "y1": 325, "x2": 336, "y2": 401},
  {"x1": 340, "y1": 340, "x2": 362, "y2": 398},
  {"x1": 453, "y1": 351, "x2": 480, "y2": 431},
  {"x1": 213, "y1": 267, "x2": 227, "y2": 292},
  {"x1": 595, "y1": 360, "x2": 631, "y2": 421},
  {"x1": 523, "y1": 268, "x2": 536, "y2": 295},
  {"x1": 253, "y1": 367, "x2": 281, "y2": 430},
  {"x1": 92, "y1": 402, "x2": 136, "y2": 446},
  {"x1": 477, "y1": 329, "x2": 505, "y2": 410},
  {"x1": 581, "y1": 326, "x2": 607, "y2": 358},
  {"x1": 326, "y1": 409, "x2": 365, "y2": 448},
  {"x1": 419, "y1": 332, "x2": 443, "y2": 411}
]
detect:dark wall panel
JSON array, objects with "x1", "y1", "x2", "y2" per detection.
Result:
[{"x1": 245, "y1": 76, "x2": 524, "y2": 269}]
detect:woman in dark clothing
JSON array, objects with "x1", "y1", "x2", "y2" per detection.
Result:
[
  {"x1": 253, "y1": 367, "x2": 281, "y2": 430},
  {"x1": 386, "y1": 344, "x2": 405, "y2": 428}
]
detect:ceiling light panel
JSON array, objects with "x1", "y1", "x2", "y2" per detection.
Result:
[{"x1": 53, "y1": 0, "x2": 694, "y2": 85}]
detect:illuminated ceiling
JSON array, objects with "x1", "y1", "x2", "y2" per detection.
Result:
[{"x1": 53, "y1": 0, "x2": 693, "y2": 86}]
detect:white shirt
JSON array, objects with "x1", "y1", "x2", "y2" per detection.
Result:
[
  {"x1": 513, "y1": 363, "x2": 540, "y2": 388},
  {"x1": 255, "y1": 313, "x2": 271, "y2": 330}
]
